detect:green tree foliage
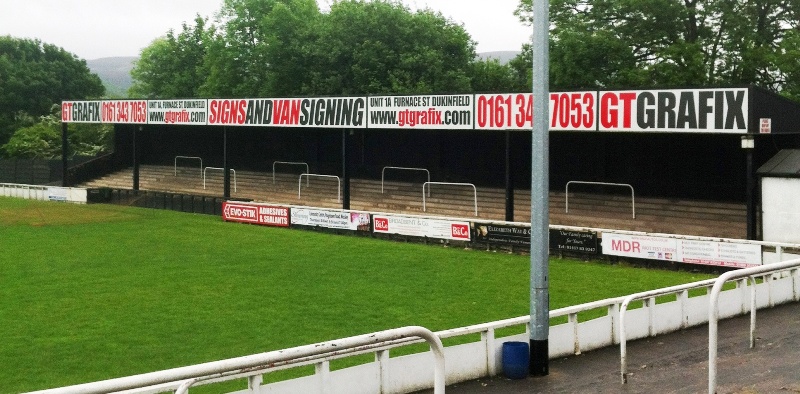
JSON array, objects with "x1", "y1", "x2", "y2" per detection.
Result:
[
  {"x1": 3, "y1": 105, "x2": 112, "y2": 159},
  {"x1": 470, "y1": 57, "x2": 524, "y2": 93},
  {"x1": 132, "y1": 0, "x2": 492, "y2": 97},
  {"x1": 200, "y1": 0, "x2": 320, "y2": 97},
  {"x1": 302, "y1": 0, "x2": 475, "y2": 95},
  {"x1": 129, "y1": 16, "x2": 212, "y2": 98},
  {"x1": 0, "y1": 36, "x2": 104, "y2": 148},
  {"x1": 515, "y1": 0, "x2": 800, "y2": 96}
]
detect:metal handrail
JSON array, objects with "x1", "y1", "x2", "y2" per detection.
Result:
[
  {"x1": 273, "y1": 161, "x2": 309, "y2": 185},
  {"x1": 203, "y1": 167, "x2": 237, "y2": 192},
  {"x1": 566, "y1": 181, "x2": 635, "y2": 219},
  {"x1": 708, "y1": 259, "x2": 800, "y2": 393},
  {"x1": 381, "y1": 166, "x2": 430, "y2": 194},
  {"x1": 422, "y1": 181, "x2": 478, "y2": 216},
  {"x1": 618, "y1": 278, "x2": 718, "y2": 383},
  {"x1": 298, "y1": 174, "x2": 341, "y2": 202},
  {"x1": 30, "y1": 326, "x2": 446, "y2": 394},
  {"x1": 174, "y1": 156, "x2": 202, "y2": 176}
]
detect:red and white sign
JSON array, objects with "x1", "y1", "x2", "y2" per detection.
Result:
[
  {"x1": 222, "y1": 201, "x2": 289, "y2": 227},
  {"x1": 61, "y1": 101, "x2": 102, "y2": 123},
  {"x1": 367, "y1": 95, "x2": 473, "y2": 129},
  {"x1": 548, "y1": 91, "x2": 597, "y2": 131},
  {"x1": 148, "y1": 100, "x2": 208, "y2": 125},
  {"x1": 474, "y1": 93, "x2": 533, "y2": 130},
  {"x1": 207, "y1": 97, "x2": 366, "y2": 128},
  {"x1": 372, "y1": 214, "x2": 471, "y2": 241},
  {"x1": 602, "y1": 233, "x2": 762, "y2": 267},
  {"x1": 101, "y1": 100, "x2": 148, "y2": 124},
  {"x1": 596, "y1": 88, "x2": 748, "y2": 133},
  {"x1": 759, "y1": 118, "x2": 772, "y2": 134}
]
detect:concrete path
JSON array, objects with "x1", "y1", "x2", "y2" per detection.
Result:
[{"x1": 416, "y1": 302, "x2": 800, "y2": 394}]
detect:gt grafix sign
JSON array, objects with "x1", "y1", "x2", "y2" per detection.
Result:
[
  {"x1": 367, "y1": 95, "x2": 473, "y2": 129},
  {"x1": 597, "y1": 88, "x2": 748, "y2": 133},
  {"x1": 473, "y1": 88, "x2": 748, "y2": 133},
  {"x1": 148, "y1": 100, "x2": 208, "y2": 125},
  {"x1": 61, "y1": 101, "x2": 102, "y2": 123}
]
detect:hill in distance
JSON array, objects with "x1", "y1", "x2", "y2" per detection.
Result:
[
  {"x1": 478, "y1": 51, "x2": 520, "y2": 64},
  {"x1": 86, "y1": 57, "x2": 137, "y2": 98}
]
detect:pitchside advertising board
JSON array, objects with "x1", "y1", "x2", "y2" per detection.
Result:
[
  {"x1": 372, "y1": 214, "x2": 471, "y2": 241},
  {"x1": 222, "y1": 201, "x2": 289, "y2": 227},
  {"x1": 601, "y1": 233, "x2": 762, "y2": 268},
  {"x1": 61, "y1": 88, "x2": 749, "y2": 133},
  {"x1": 291, "y1": 207, "x2": 371, "y2": 231}
]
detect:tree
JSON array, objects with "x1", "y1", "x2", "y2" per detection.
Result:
[
  {"x1": 129, "y1": 16, "x2": 212, "y2": 98},
  {"x1": 3, "y1": 105, "x2": 112, "y2": 159},
  {"x1": 0, "y1": 36, "x2": 105, "y2": 148},
  {"x1": 200, "y1": 0, "x2": 320, "y2": 97},
  {"x1": 514, "y1": 0, "x2": 800, "y2": 96},
  {"x1": 469, "y1": 57, "x2": 522, "y2": 93},
  {"x1": 303, "y1": 0, "x2": 475, "y2": 95}
]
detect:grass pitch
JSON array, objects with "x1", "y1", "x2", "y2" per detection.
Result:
[{"x1": 0, "y1": 197, "x2": 714, "y2": 392}]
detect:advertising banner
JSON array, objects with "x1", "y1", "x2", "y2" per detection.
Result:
[
  {"x1": 602, "y1": 233, "x2": 762, "y2": 267},
  {"x1": 549, "y1": 229, "x2": 599, "y2": 254},
  {"x1": 596, "y1": 88, "x2": 748, "y2": 133},
  {"x1": 61, "y1": 101, "x2": 102, "y2": 123},
  {"x1": 222, "y1": 201, "x2": 289, "y2": 227},
  {"x1": 548, "y1": 91, "x2": 598, "y2": 131},
  {"x1": 367, "y1": 95, "x2": 473, "y2": 129},
  {"x1": 101, "y1": 100, "x2": 148, "y2": 124},
  {"x1": 474, "y1": 93, "x2": 532, "y2": 130},
  {"x1": 474, "y1": 223, "x2": 530, "y2": 246},
  {"x1": 602, "y1": 233, "x2": 680, "y2": 261},
  {"x1": 147, "y1": 100, "x2": 208, "y2": 125},
  {"x1": 372, "y1": 214, "x2": 471, "y2": 241},
  {"x1": 207, "y1": 97, "x2": 367, "y2": 128},
  {"x1": 678, "y1": 239, "x2": 761, "y2": 268},
  {"x1": 291, "y1": 207, "x2": 370, "y2": 231}
]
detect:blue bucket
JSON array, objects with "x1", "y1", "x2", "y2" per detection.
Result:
[{"x1": 501, "y1": 341, "x2": 529, "y2": 379}]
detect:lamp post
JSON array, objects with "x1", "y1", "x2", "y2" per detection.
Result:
[{"x1": 741, "y1": 135, "x2": 756, "y2": 240}]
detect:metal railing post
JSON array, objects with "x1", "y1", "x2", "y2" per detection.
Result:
[{"x1": 565, "y1": 181, "x2": 636, "y2": 218}]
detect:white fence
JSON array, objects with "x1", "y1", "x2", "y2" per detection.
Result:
[{"x1": 0, "y1": 183, "x2": 87, "y2": 204}]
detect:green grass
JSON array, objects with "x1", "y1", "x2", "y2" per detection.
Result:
[{"x1": 0, "y1": 197, "x2": 714, "y2": 392}]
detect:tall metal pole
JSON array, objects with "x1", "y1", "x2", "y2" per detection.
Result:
[
  {"x1": 61, "y1": 122, "x2": 69, "y2": 187},
  {"x1": 223, "y1": 127, "x2": 230, "y2": 199},
  {"x1": 530, "y1": 0, "x2": 550, "y2": 376}
]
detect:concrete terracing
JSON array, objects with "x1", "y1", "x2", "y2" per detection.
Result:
[{"x1": 80, "y1": 165, "x2": 747, "y2": 239}]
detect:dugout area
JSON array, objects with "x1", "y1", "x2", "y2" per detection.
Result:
[{"x1": 67, "y1": 86, "x2": 800, "y2": 240}]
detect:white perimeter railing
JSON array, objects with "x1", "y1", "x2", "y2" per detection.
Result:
[
  {"x1": 708, "y1": 258, "x2": 800, "y2": 393},
  {"x1": 28, "y1": 327, "x2": 445, "y2": 394},
  {"x1": 0, "y1": 183, "x2": 87, "y2": 204},
  {"x1": 298, "y1": 174, "x2": 341, "y2": 202},
  {"x1": 382, "y1": 166, "x2": 430, "y2": 194},
  {"x1": 174, "y1": 156, "x2": 202, "y2": 177},
  {"x1": 566, "y1": 181, "x2": 635, "y2": 219},
  {"x1": 422, "y1": 181, "x2": 477, "y2": 216},
  {"x1": 273, "y1": 161, "x2": 309, "y2": 185},
  {"x1": 203, "y1": 167, "x2": 237, "y2": 192}
]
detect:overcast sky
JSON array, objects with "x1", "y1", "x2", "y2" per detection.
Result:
[{"x1": 0, "y1": 0, "x2": 531, "y2": 60}]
